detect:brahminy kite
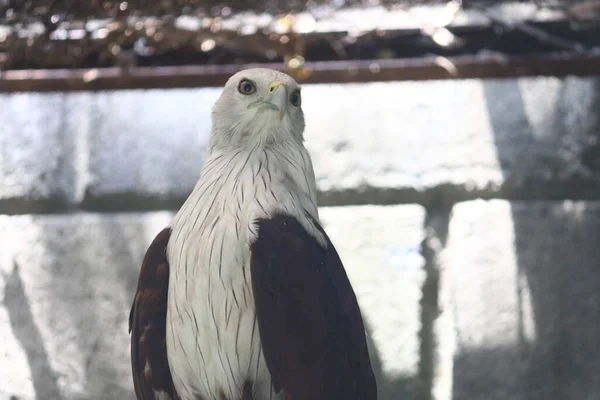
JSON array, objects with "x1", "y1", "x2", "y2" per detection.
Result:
[{"x1": 129, "y1": 68, "x2": 377, "y2": 400}]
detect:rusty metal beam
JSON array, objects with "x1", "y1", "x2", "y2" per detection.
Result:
[{"x1": 1, "y1": 51, "x2": 599, "y2": 92}]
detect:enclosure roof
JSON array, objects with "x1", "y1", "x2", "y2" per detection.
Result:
[
  {"x1": 0, "y1": 0, "x2": 590, "y2": 22},
  {"x1": 1, "y1": 0, "x2": 599, "y2": 90}
]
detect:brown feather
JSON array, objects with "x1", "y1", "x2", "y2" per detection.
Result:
[
  {"x1": 250, "y1": 214, "x2": 377, "y2": 400},
  {"x1": 129, "y1": 228, "x2": 180, "y2": 400}
]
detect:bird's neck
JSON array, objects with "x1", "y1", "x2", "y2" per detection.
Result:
[{"x1": 171, "y1": 140, "x2": 322, "y2": 245}]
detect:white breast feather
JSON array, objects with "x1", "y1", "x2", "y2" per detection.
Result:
[{"x1": 165, "y1": 139, "x2": 324, "y2": 400}]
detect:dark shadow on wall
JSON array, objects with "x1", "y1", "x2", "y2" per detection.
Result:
[
  {"x1": 3, "y1": 262, "x2": 64, "y2": 400},
  {"x1": 512, "y1": 202, "x2": 600, "y2": 400},
  {"x1": 363, "y1": 319, "x2": 420, "y2": 400},
  {"x1": 453, "y1": 343, "x2": 539, "y2": 400},
  {"x1": 461, "y1": 77, "x2": 600, "y2": 400},
  {"x1": 452, "y1": 203, "x2": 600, "y2": 400}
]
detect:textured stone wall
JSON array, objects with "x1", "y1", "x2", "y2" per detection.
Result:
[{"x1": 1, "y1": 76, "x2": 599, "y2": 400}]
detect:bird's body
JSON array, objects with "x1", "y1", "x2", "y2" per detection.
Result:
[{"x1": 129, "y1": 68, "x2": 377, "y2": 400}]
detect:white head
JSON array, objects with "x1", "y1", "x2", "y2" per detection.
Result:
[{"x1": 210, "y1": 68, "x2": 305, "y2": 149}]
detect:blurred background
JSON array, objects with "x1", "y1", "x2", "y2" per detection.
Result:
[{"x1": 1, "y1": 0, "x2": 600, "y2": 399}]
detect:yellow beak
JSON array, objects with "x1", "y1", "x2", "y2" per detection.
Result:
[{"x1": 264, "y1": 81, "x2": 288, "y2": 120}]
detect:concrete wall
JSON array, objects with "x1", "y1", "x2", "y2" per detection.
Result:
[{"x1": 1, "y1": 76, "x2": 599, "y2": 400}]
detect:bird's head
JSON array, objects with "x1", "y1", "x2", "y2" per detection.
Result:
[{"x1": 210, "y1": 68, "x2": 305, "y2": 147}]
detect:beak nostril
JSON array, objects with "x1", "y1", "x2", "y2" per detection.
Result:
[{"x1": 270, "y1": 86, "x2": 274, "y2": 92}]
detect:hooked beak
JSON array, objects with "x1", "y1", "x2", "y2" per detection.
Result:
[{"x1": 262, "y1": 81, "x2": 288, "y2": 120}]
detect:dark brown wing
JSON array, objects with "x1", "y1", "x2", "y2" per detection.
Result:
[
  {"x1": 250, "y1": 214, "x2": 377, "y2": 400},
  {"x1": 129, "y1": 228, "x2": 179, "y2": 400}
]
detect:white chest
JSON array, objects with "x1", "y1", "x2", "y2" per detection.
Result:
[
  {"x1": 166, "y1": 218, "x2": 271, "y2": 400},
  {"x1": 164, "y1": 144, "x2": 318, "y2": 400}
]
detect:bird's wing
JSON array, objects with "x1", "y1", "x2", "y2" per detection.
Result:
[
  {"x1": 129, "y1": 228, "x2": 179, "y2": 400},
  {"x1": 250, "y1": 213, "x2": 377, "y2": 400}
]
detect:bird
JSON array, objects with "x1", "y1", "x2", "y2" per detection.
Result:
[{"x1": 128, "y1": 68, "x2": 377, "y2": 400}]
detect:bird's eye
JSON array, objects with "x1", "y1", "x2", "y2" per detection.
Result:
[
  {"x1": 290, "y1": 90, "x2": 301, "y2": 107},
  {"x1": 238, "y1": 79, "x2": 256, "y2": 95}
]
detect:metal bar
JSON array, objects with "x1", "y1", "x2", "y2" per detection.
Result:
[{"x1": 1, "y1": 51, "x2": 599, "y2": 92}]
